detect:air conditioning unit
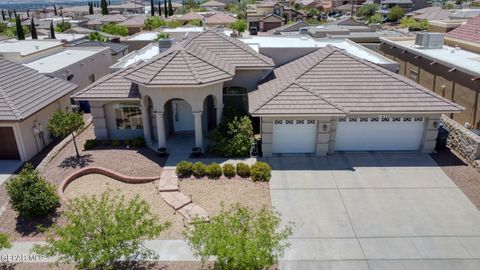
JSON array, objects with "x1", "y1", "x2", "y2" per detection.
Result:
[{"x1": 415, "y1": 32, "x2": 444, "y2": 49}]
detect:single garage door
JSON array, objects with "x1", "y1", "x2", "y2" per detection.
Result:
[
  {"x1": 0, "y1": 127, "x2": 20, "y2": 160},
  {"x1": 335, "y1": 116, "x2": 424, "y2": 151},
  {"x1": 273, "y1": 120, "x2": 317, "y2": 154}
]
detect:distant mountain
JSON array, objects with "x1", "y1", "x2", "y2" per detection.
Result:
[{"x1": 0, "y1": 0, "x2": 123, "y2": 11}]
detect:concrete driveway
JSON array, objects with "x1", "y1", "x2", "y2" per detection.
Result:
[{"x1": 266, "y1": 153, "x2": 480, "y2": 270}]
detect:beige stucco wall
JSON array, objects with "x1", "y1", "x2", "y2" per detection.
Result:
[
  {"x1": 260, "y1": 114, "x2": 441, "y2": 157},
  {"x1": 224, "y1": 69, "x2": 271, "y2": 91},
  {"x1": 14, "y1": 95, "x2": 71, "y2": 161}
]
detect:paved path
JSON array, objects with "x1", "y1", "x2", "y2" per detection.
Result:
[
  {"x1": 0, "y1": 240, "x2": 199, "y2": 263},
  {"x1": 265, "y1": 153, "x2": 480, "y2": 270}
]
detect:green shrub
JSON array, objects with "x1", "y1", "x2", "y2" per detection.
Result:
[
  {"x1": 176, "y1": 161, "x2": 193, "y2": 177},
  {"x1": 132, "y1": 137, "x2": 145, "y2": 147},
  {"x1": 101, "y1": 23, "x2": 128, "y2": 36},
  {"x1": 6, "y1": 164, "x2": 60, "y2": 218},
  {"x1": 112, "y1": 139, "x2": 121, "y2": 147},
  {"x1": 250, "y1": 162, "x2": 272, "y2": 182},
  {"x1": 83, "y1": 139, "x2": 97, "y2": 150},
  {"x1": 211, "y1": 113, "x2": 254, "y2": 157},
  {"x1": 206, "y1": 163, "x2": 222, "y2": 179},
  {"x1": 236, "y1": 162, "x2": 250, "y2": 178},
  {"x1": 192, "y1": 162, "x2": 207, "y2": 178},
  {"x1": 222, "y1": 164, "x2": 236, "y2": 178}
]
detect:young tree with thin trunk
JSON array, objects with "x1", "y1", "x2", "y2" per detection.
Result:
[
  {"x1": 30, "y1": 18, "x2": 37, "y2": 39},
  {"x1": 168, "y1": 0, "x2": 173, "y2": 16},
  {"x1": 1, "y1": 9, "x2": 5, "y2": 21},
  {"x1": 48, "y1": 110, "x2": 84, "y2": 159},
  {"x1": 150, "y1": 0, "x2": 155, "y2": 16},
  {"x1": 50, "y1": 20, "x2": 56, "y2": 39},
  {"x1": 27, "y1": 9, "x2": 29, "y2": 17},
  {"x1": 54, "y1": 3, "x2": 57, "y2": 16},
  {"x1": 164, "y1": 0, "x2": 168, "y2": 18},
  {"x1": 15, "y1": 15, "x2": 25, "y2": 40},
  {"x1": 89, "y1": 2, "x2": 94, "y2": 14},
  {"x1": 158, "y1": 1, "x2": 162, "y2": 16}
]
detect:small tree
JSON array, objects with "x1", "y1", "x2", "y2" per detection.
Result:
[
  {"x1": 34, "y1": 190, "x2": 170, "y2": 270},
  {"x1": 88, "y1": 31, "x2": 107, "y2": 41},
  {"x1": 388, "y1": 5, "x2": 404, "y2": 21},
  {"x1": 30, "y1": 18, "x2": 37, "y2": 39},
  {"x1": 49, "y1": 20, "x2": 55, "y2": 39},
  {"x1": 367, "y1": 13, "x2": 383, "y2": 25},
  {"x1": 6, "y1": 164, "x2": 60, "y2": 218},
  {"x1": 101, "y1": 23, "x2": 129, "y2": 36},
  {"x1": 0, "y1": 233, "x2": 12, "y2": 251},
  {"x1": 55, "y1": 20, "x2": 71, "y2": 32},
  {"x1": 48, "y1": 110, "x2": 84, "y2": 159},
  {"x1": 15, "y1": 15, "x2": 24, "y2": 40},
  {"x1": 185, "y1": 204, "x2": 292, "y2": 270},
  {"x1": 1, "y1": 9, "x2": 5, "y2": 21},
  {"x1": 229, "y1": 19, "x2": 247, "y2": 36},
  {"x1": 164, "y1": 0, "x2": 168, "y2": 18},
  {"x1": 158, "y1": 1, "x2": 162, "y2": 16},
  {"x1": 101, "y1": 0, "x2": 109, "y2": 15},
  {"x1": 168, "y1": 0, "x2": 174, "y2": 16},
  {"x1": 89, "y1": 2, "x2": 94, "y2": 14},
  {"x1": 144, "y1": 16, "x2": 165, "y2": 30},
  {"x1": 356, "y1": 3, "x2": 379, "y2": 18},
  {"x1": 54, "y1": 3, "x2": 58, "y2": 16},
  {"x1": 151, "y1": 0, "x2": 155, "y2": 16}
]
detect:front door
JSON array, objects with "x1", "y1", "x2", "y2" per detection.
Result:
[{"x1": 172, "y1": 100, "x2": 194, "y2": 132}]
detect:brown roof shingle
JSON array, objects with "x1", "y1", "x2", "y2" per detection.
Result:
[
  {"x1": 446, "y1": 16, "x2": 480, "y2": 44},
  {"x1": 249, "y1": 46, "x2": 463, "y2": 116},
  {"x1": 0, "y1": 58, "x2": 78, "y2": 121}
]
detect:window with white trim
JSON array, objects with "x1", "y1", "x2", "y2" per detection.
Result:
[
  {"x1": 285, "y1": 120, "x2": 294, "y2": 124},
  {"x1": 414, "y1": 117, "x2": 423, "y2": 122},
  {"x1": 360, "y1": 117, "x2": 368, "y2": 122},
  {"x1": 403, "y1": 117, "x2": 412, "y2": 122},
  {"x1": 349, "y1": 117, "x2": 357, "y2": 122},
  {"x1": 274, "y1": 120, "x2": 283, "y2": 124},
  {"x1": 114, "y1": 102, "x2": 143, "y2": 130},
  {"x1": 296, "y1": 120, "x2": 305, "y2": 124},
  {"x1": 381, "y1": 117, "x2": 390, "y2": 122},
  {"x1": 371, "y1": 117, "x2": 379, "y2": 122},
  {"x1": 393, "y1": 117, "x2": 401, "y2": 122}
]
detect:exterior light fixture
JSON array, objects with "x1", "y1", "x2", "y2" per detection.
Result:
[
  {"x1": 323, "y1": 124, "x2": 328, "y2": 132},
  {"x1": 433, "y1": 122, "x2": 438, "y2": 128}
]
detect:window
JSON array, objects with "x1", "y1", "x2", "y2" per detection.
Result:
[
  {"x1": 371, "y1": 117, "x2": 379, "y2": 122},
  {"x1": 285, "y1": 120, "x2": 294, "y2": 124},
  {"x1": 349, "y1": 117, "x2": 357, "y2": 122},
  {"x1": 409, "y1": 69, "x2": 418, "y2": 82},
  {"x1": 89, "y1": 74, "x2": 95, "y2": 83},
  {"x1": 403, "y1": 117, "x2": 412, "y2": 122},
  {"x1": 392, "y1": 117, "x2": 401, "y2": 122},
  {"x1": 307, "y1": 120, "x2": 316, "y2": 124},
  {"x1": 338, "y1": 117, "x2": 346, "y2": 122},
  {"x1": 414, "y1": 117, "x2": 423, "y2": 122},
  {"x1": 114, "y1": 103, "x2": 143, "y2": 130},
  {"x1": 223, "y1": 87, "x2": 248, "y2": 114},
  {"x1": 381, "y1": 117, "x2": 390, "y2": 122},
  {"x1": 296, "y1": 120, "x2": 305, "y2": 124},
  {"x1": 360, "y1": 117, "x2": 368, "y2": 122},
  {"x1": 274, "y1": 120, "x2": 283, "y2": 124}
]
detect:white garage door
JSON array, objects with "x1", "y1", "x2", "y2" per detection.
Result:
[
  {"x1": 335, "y1": 116, "x2": 424, "y2": 151},
  {"x1": 273, "y1": 120, "x2": 317, "y2": 154}
]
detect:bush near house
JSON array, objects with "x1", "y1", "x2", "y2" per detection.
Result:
[
  {"x1": 211, "y1": 108, "x2": 254, "y2": 157},
  {"x1": 55, "y1": 21, "x2": 72, "y2": 32},
  {"x1": 192, "y1": 162, "x2": 207, "y2": 178},
  {"x1": 0, "y1": 233, "x2": 11, "y2": 251},
  {"x1": 101, "y1": 23, "x2": 128, "y2": 36},
  {"x1": 176, "y1": 161, "x2": 193, "y2": 177},
  {"x1": 6, "y1": 164, "x2": 60, "y2": 218},
  {"x1": 250, "y1": 162, "x2": 272, "y2": 182},
  {"x1": 236, "y1": 162, "x2": 251, "y2": 178},
  {"x1": 144, "y1": 16, "x2": 165, "y2": 30},
  {"x1": 205, "y1": 163, "x2": 222, "y2": 179},
  {"x1": 387, "y1": 5, "x2": 404, "y2": 21},
  {"x1": 399, "y1": 17, "x2": 428, "y2": 31},
  {"x1": 356, "y1": 3, "x2": 379, "y2": 18},
  {"x1": 84, "y1": 139, "x2": 97, "y2": 150},
  {"x1": 222, "y1": 164, "x2": 236, "y2": 178}
]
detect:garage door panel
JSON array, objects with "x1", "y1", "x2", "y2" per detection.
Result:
[
  {"x1": 273, "y1": 120, "x2": 317, "y2": 154},
  {"x1": 335, "y1": 117, "x2": 424, "y2": 151},
  {"x1": 0, "y1": 127, "x2": 20, "y2": 160}
]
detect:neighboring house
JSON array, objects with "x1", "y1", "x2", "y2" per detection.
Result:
[
  {"x1": 69, "y1": 39, "x2": 129, "y2": 62},
  {"x1": 247, "y1": 0, "x2": 305, "y2": 32},
  {"x1": 86, "y1": 14, "x2": 128, "y2": 29},
  {"x1": 204, "y1": 12, "x2": 236, "y2": 27},
  {"x1": 449, "y1": 9, "x2": 480, "y2": 20},
  {"x1": 176, "y1": 12, "x2": 205, "y2": 25},
  {"x1": 378, "y1": 0, "x2": 430, "y2": 15},
  {"x1": 122, "y1": 27, "x2": 205, "y2": 51},
  {"x1": 379, "y1": 34, "x2": 480, "y2": 128},
  {"x1": 73, "y1": 30, "x2": 274, "y2": 151},
  {"x1": 119, "y1": 14, "x2": 147, "y2": 35},
  {"x1": 200, "y1": 0, "x2": 227, "y2": 11},
  {"x1": 62, "y1": 5, "x2": 102, "y2": 17},
  {"x1": 249, "y1": 45, "x2": 463, "y2": 156},
  {"x1": 407, "y1": 6, "x2": 452, "y2": 20},
  {"x1": 0, "y1": 58, "x2": 77, "y2": 161},
  {"x1": 108, "y1": 2, "x2": 145, "y2": 14},
  {"x1": 268, "y1": 20, "x2": 309, "y2": 34},
  {"x1": 445, "y1": 16, "x2": 480, "y2": 53}
]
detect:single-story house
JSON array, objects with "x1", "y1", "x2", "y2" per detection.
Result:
[
  {"x1": 248, "y1": 46, "x2": 463, "y2": 156},
  {"x1": 73, "y1": 30, "x2": 274, "y2": 151},
  {"x1": 204, "y1": 12, "x2": 236, "y2": 28},
  {"x1": 0, "y1": 58, "x2": 77, "y2": 161},
  {"x1": 200, "y1": 0, "x2": 227, "y2": 11},
  {"x1": 72, "y1": 30, "x2": 463, "y2": 157}
]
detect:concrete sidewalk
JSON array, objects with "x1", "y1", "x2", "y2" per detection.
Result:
[{"x1": 0, "y1": 240, "x2": 200, "y2": 263}]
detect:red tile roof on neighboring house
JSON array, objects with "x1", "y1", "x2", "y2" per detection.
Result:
[{"x1": 446, "y1": 16, "x2": 480, "y2": 44}]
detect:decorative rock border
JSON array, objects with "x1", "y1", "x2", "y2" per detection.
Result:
[
  {"x1": 58, "y1": 166, "x2": 159, "y2": 201},
  {"x1": 157, "y1": 169, "x2": 209, "y2": 223}
]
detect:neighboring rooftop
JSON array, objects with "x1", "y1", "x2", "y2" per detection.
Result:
[
  {"x1": 69, "y1": 39, "x2": 129, "y2": 55},
  {"x1": 0, "y1": 58, "x2": 77, "y2": 121},
  {"x1": 408, "y1": 7, "x2": 452, "y2": 20},
  {"x1": 0, "y1": 40, "x2": 62, "y2": 56},
  {"x1": 201, "y1": 0, "x2": 227, "y2": 7},
  {"x1": 24, "y1": 48, "x2": 109, "y2": 73},
  {"x1": 110, "y1": 43, "x2": 159, "y2": 69},
  {"x1": 205, "y1": 12, "x2": 236, "y2": 25},
  {"x1": 126, "y1": 27, "x2": 205, "y2": 40},
  {"x1": 380, "y1": 36, "x2": 480, "y2": 77},
  {"x1": 446, "y1": 16, "x2": 480, "y2": 44},
  {"x1": 249, "y1": 46, "x2": 463, "y2": 116}
]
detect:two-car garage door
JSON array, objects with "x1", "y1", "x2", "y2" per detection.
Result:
[{"x1": 335, "y1": 116, "x2": 424, "y2": 151}]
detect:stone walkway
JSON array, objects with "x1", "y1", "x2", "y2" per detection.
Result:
[{"x1": 157, "y1": 170, "x2": 209, "y2": 223}]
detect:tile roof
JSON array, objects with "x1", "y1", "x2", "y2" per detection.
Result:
[
  {"x1": 124, "y1": 48, "x2": 233, "y2": 85},
  {"x1": 72, "y1": 67, "x2": 139, "y2": 100},
  {"x1": 257, "y1": 0, "x2": 278, "y2": 7},
  {"x1": 205, "y1": 12, "x2": 236, "y2": 25},
  {"x1": 0, "y1": 58, "x2": 77, "y2": 121},
  {"x1": 249, "y1": 46, "x2": 463, "y2": 116},
  {"x1": 409, "y1": 7, "x2": 452, "y2": 20},
  {"x1": 446, "y1": 16, "x2": 480, "y2": 44},
  {"x1": 119, "y1": 15, "x2": 147, "y2": 27},
  {"x1": 178, "y1": 12, "x2": 205, "y2": 21},
  {"x1": 69, "y1": 39, "x2": 129, "y2": 55}
]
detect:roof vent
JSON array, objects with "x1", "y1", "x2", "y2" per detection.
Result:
[{"x1": 415, "y1": 32, "x2": 444, "y2": 49}]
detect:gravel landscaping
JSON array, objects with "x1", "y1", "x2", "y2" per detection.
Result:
[{"x1": 431, "y1": 149, "x2": 480, "y2": 209}]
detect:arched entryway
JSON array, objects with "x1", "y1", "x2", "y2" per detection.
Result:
[{"x1": 164, "y1": 98, "x2": 194, "y2": 134}]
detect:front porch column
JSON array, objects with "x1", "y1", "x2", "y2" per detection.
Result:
[
  {"x1": 140, "y1": 106, "x2": 151, "y2": 145},
  {"x1": 193, "y1": 111, "x2": 203, "y2": 149},
  {"x1": 215, "y1": 104, "x2": 223, "y2": 126},
  {"x1": 155, "y1": 111, "x2": 166, "y2": 148}
]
